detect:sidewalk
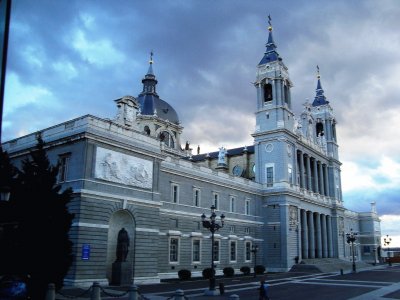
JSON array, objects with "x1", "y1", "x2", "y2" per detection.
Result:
[{"x1": 56, "y1": 263, "x2": 398, "y2": 300}]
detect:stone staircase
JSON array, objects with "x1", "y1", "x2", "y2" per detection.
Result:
[{"x1": 290, "y1": 258, "x2": 372, "y2": 273}]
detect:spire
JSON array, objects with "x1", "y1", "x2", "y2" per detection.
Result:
[
  {"x1": 139, "y1": 52, "x2": 159, "y2": 115},
  {"x1": 259, "y1": 15, "x2": 281, "y2": 65},
  {"x1": 312, "y1": 65, "x2": 329, "y2": 106},
  {"x1": 147, "y1": 51, "x2": 154, "y2": 76},
  {"x1": 141, "y1": 51, "x2": 158, "y2": 95}
]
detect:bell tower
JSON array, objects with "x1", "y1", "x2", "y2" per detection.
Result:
[
  {"x1": 311, "y1": 66, "x2": 339, "y2": 160},
  {"x1": 252, "y1": 16, "x2": 295, "y2": 184},
  {"x1": 254, "y1": 16, "x2": 294, "y2": 134}
]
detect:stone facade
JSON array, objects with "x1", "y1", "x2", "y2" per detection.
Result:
[{"x1": 2, "y1": 21, "x2": 381, "y2": 286}]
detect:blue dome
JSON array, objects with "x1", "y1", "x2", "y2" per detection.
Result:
[{"x1": 137, "y1": 94, "x2": 180, "y2": 124}]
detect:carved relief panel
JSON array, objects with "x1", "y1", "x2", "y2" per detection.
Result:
[{"x1": 95, "y1": 147, "x2": 153, "y2": 189}]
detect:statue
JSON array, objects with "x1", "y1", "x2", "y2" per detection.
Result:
[
  {"x1": 217, "y1": 147, "x2": 227, "y2": 165},
  {"x1": 116, "y1": 228, "x2": 130, "y2": 262}
]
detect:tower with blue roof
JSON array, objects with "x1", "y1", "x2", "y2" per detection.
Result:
[
  {"x1": 252, "y1": 16, "x2": 345, "y2": 270},
  {"x1": 135, "y1": 52, "x2": 184, "y2": 153},
  {"x1": 252, "y1": 15, "x2": 295, "y2": 184}
]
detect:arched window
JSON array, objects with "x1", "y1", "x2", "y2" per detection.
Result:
[
  {"x1": 263, "y1": 83, "x2": 273, "y2": 102},
  {"x1": 144, "y1": 126, "x2": 150, "y2": 135},
  {"x1": 316, "y1": 122, "x2": 324, "y2": 136},
  {"x1": 159, "y1": 131, "x2": 175, "y2": 148}
]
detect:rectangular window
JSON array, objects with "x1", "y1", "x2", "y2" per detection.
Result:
[
  {"x1": 230, "y1": 241, "x2": 237, "y2": 262},
  {"x1": 193, "y1": 188, "x2": 200, "y2": 207},
  {"x1": 169, "y1": 238, "x2": 179, "y2": 263},
  {"x1": 193, "y1": 221, "x2": 200, "y2": 231},
  {"x1": 58, "y1": 155, "x2": 70, "y2": 182},
  {"x1": 245, "y1": 199, "x2": 250, "y2": 215},
  {"x1": 244, "y1": 227, "x2": 250, "y2": 235},
  {"x1": 245, "y1": 241, "x2": 251, "y2": 261},
  {"x1": 192, "y1": 239, "x2": 201, "y2": 262},
  {"x1": 266, "y1": 166, "x2": 274, "y2": 187},
  {"x1": 213, "y1": 193, "x2": 219, "y2": 210},
  {"x1": 230, "y1": 196, "x2": 235, "y2": 213},
  {"x1": 213, "y1": 240, "x2": 220, "y2": 262},
  {"x1": 230, "y1": 225, "x2": 235, "y2": 233},
  {"x1": 171, "y1": 183, "x2": 179, "y2": 203},
  {"x1": 170, "y1": 218, "x2": 179, "y2": 228}
]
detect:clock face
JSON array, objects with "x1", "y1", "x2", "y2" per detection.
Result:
[
  {"x1": 232, "y1": 165, "x2": 243, "y2": 177},
  {"x1": 265, "y1": 143, "x2": 273, "y2": 152}
]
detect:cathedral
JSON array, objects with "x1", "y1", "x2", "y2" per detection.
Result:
[{"x1": 2, "y1": 19, "x2": 381, "y2": 286}]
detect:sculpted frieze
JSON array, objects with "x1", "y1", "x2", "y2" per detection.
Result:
[{"x1": 95, "y1": 147, "x2": 153, "y2": 189}]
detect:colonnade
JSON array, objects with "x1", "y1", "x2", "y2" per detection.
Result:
[
  {"x1": 300, "y1": 209, "x2": 334, "y2": 259},
  {"x1": 296, "y1": 150, "x2": 329, "y2": 196}
]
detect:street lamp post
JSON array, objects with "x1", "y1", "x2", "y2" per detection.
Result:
[
  {"x1": 201, "y1": 205, "x2": 225, "y2": 296},
  {"x1": 384, "y1": 234, "x2": 392, "y2": 266},
  {"x1": 251, "y1": 244, "x2": 258, "y2": 277},
  {"x1": 346, "y1": 228, "x2": 358, "y2": 273}
]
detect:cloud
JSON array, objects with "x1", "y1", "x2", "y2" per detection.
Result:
[
  {"x1": 341, "y1": 156, "x2": 400, "y2": 215},
  {"x1": 342, "y1": 157, "x2": 400, "y2": 193},
  {"x1": 52, "y1": 60, "x2": 78, "y2": 80},
  {"x1": 4, "y1": 72, "x2": 54, "y2": 113},
  {"x1": 68, "y1": 29, "x2": 125, "y2": 68}
]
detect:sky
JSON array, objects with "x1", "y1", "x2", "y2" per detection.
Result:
[{"x1": 1, "y1": 0, "x2": 400, "y2": 246}]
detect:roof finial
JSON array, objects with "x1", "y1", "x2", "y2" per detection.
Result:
[
  {"x1": 149, "y1": 50, "x2": 154, "y2": 65},
  {"x1": 268, "y1": 14, "x2": 273, "y2": 32},
  {"x1": 317, "y1": 65, "x2": 320, "y2": 79}
]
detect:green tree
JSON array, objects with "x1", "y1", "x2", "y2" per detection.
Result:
[
  {"x1": 0, "y1": 146, "x2": 18, "y2": 273},
  {"x1": 4, "y1": 136, "x2": 74, "y2": 299}
]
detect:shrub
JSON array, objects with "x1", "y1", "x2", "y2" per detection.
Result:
[
  {"x1": 202, "y1": 268, "x2": 215, "y2": 279},
  {"x1": 178, "y1": 269, "x2": 191, "y2": 280},
  {"x1": 223, "y1": 267, "x2": 235, "y2": 277},
  {"x1": 240, "y1": 266, "x2": 251, "y2": 275},
  {"x1": 254, "y1": 265, "x2": 266, "y2": 275}
]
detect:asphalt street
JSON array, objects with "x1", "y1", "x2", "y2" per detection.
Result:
[{"x1": 57, "y1": 264, "x2": 400, "y2": 300}]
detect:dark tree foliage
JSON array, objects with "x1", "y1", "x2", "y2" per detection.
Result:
[{"x1": 1, "y1": 137, "x2": 74, "y2": 299}]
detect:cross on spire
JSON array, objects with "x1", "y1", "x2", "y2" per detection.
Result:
[
  {"x1": 268, "y1": 14, "x2": 273, "y2": 31},
  {"x1": 149, "y1": 51, "x2": 154, "y2": 64}
]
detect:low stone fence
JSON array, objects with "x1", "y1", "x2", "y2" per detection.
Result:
[{"x1": 46, "y1": 282, "x2": 241, "y2": 300}]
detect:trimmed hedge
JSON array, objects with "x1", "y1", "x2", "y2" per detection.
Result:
[
  {"x1": 254, "y1": 265, "x2": 266, "y2": 275},
  {"x1": 240, "y1": 266, "x2": 251, "y2": 275},
  {"x1": 178, "y1": 269, "x2": 191, "y2": 280},
  {"x1": 223, "y1": 267, "x2": 235, "y2": 277},
  {"x1": 202, "y1": 268, "x2": 215, "y2": 279}
]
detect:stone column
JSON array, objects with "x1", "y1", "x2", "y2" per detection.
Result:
[
  {"x1": 321, "y1": 214, "x2": 328, "y2": 258},
  {"x1": 271, "y1": 79, "x2": 279, "y2": 105},
  {"x1": 323, "y1": 164, "x2": 329, "y2": 197},
  {"x1": 315, "y1": 213, "x2": 322, "y2": 258},
  {"x1": 308, "y1": 211, "x2": 315, "y2": 259},
  {"x1": 301, "y1": 209, "x2": 308, "y2": 259},
  {"x1": 313, "y1": 158, "x2": 319, "y2": 193},
  {"x1": 319, "y1": 162, "x2": 324, "y2": 196},
  {"x1": 300, "y1": 152, "x2": 305, "y2": 189},
  {"x1": 306, "y1": 155, "x2": 312, "y2": 191},
  {"x1": 327, "y1": 215, "x2": 333, "y2": 257},
  {"x1": 276, "y1": 79, "x2": 282, "y2": 105}
]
